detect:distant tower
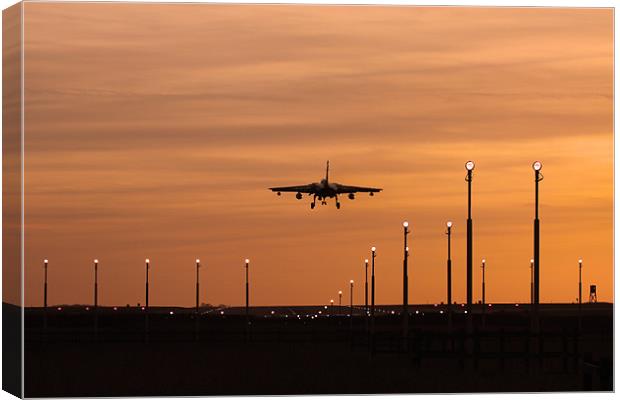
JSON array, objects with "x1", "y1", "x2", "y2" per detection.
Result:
[{"x1": 589, "y1": 285, "x2": 597, "y2": 303}]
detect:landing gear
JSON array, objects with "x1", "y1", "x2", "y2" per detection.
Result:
[
  {"x1": 336, "y1": 202, "x2": 341, "y2": 209},
  {"x1": 311, "y1": 195, "x2": 316, "y2": 209}
]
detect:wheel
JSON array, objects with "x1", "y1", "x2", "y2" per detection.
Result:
[
  {"x1": 336, "y1": 202, "x2": 341, "y2": 209},
  {"x1": 311, "y1": 202, "x2": 315, "y2": 209}
]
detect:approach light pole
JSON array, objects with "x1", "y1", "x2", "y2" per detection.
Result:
[
  {"x1": 578, "y1": 258, "x2": 583, "y2": 305},
  {"x1": 245, "y1": 259, "x2": 250, "y2": 323},
  {"x1": 349, "y1": 280, "x2": 354, "y2": 317},
  {"x1": 330, "y1": 299, "x2": 334, "y2": 315},
  {"x1": 195, "y1": 259, "x2": 201, "y2": 312},
  {"x1": 481, "y1": 258, "x2": 486, "y2": 305},
  {"x1": 43, "y1": 259, "x2": 48, "y2": 309},
  {"x1": 532, "y1": 161, "x2": 543, "y2": 330},
  {"x1": 145, "y1": 258, "x2": 150, "y2": 309},
  {"x1": 371, "y1": 246, "x2": 377, "y2": 324},
  {"x1": 465, "y1": 161, "x2": 475, "y2": 314},
  {"x1": 530, "y1": 259, "x2": 534, "y2": 305},
  {"x1": 402, "y1": 221, "x2": 410, "y2": 337},
  {"x1": 338, "y1": 290, "x2": 343, "y2": 315},
  {"x1": 446, "y1": 221, "x2": 452, "y2": 314},
  {"x1": 364, "y1": 259, "x2": 369, "y2": 315},
  {"x1": 94, "y1": 259, "x2": 99, "y2": 308}
]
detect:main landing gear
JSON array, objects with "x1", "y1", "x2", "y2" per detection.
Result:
[{"x1": 310, "y1": 195, "x2": 316, "y2": 209}]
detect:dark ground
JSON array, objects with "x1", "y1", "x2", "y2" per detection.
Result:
[{"x1": 21, "y1": 303, "x2": 613, "y2": 397}]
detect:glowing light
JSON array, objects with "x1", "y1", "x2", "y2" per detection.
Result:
[
  {"x1": 406, "y1": 246, "x2": 409, "y2": 252},
  {"x1": 530, "y1": 259, "x2": 534, "y2": 263},
  {"x1": 271, "y1": 310, "x2": 275, "y2": 315},
  {"x1": 365, "y1": 259, "x2": 369, "y2": 263},
  {"x1": 533, "y1": 161, "x2": 542, "y2": 171},
  {"x1": 220, "y1": 311, "x2": 224, "y2": 315},
  {"x1": 515, "y1": 304, "x2": 519, "y2": 307},
  {"x1": 113, "y1": 306, "x2": 118, "y2": 311},
  {"x1": 440, "y1": 310, "x2": 444, "y2": 314},
  {"x1": 415, "y1": 310, "x2": 419, "y2": 314},
  {"x1": 371, "y1": 246, "x2": 376, "y2": 252},
  {"x1": 350, "y1": 280, "x2": 354, "y2": 284},
  {"x1": 403, "y1": 221, "x2": 409, "y2": 227},
  {"x1": 196, "y1": 259, "x2": 200, "y2": 264},
  {"x1": 44, "y1": 259, "x2": 48, "y2": 264},
  {"x1": 447, "y1": 221, "x2": 452, "y2": 228},
  {"x1": 338, "y1": 290, "x2": 342, "y2": 295},
  {"x1": 464, "y1": 310, "x2": 468, "y2": 314},
  {"x1": 245, "y1": 259, "x2": 250, "y2": 264},
  {"x1": 141, "y1": 306, "x2": 145, "y2": 310},
  {"x1": 169, "y1": 311, "x2": 174, "y2": 315},
  {"x1": 85, "y1": 307, "x2": 90, "y2": 311},
  {"x1": 145, "y1": 259, "x2": 150, "y2": 263},
  {"x1": 324, "y1": 306, "x2": 327, "y2": 309},
  {"x1": 482, "y1": 259, "x2": 486, "y2": 264},
  {"x1": 94, "y1": 259, "x2": 98, "y2": 264},
  {"x1": 57, "y1": 307, "x2": 62, "y2": 311},
  {"x1": 579, "y1": 258, "x2": 583, "y2": 264},
  {"x1": 465, "y1": 160, "x2": 475, "y2": 171}
]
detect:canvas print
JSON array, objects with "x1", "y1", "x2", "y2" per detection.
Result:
[{"x1": 2, "y1": 2, "x2": 614, "y2": 397}]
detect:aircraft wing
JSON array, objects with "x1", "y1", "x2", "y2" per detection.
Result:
[
  {"x1": 335, "y1": 184, "x2": 382, "y2": 194},
  {"x1": 269, "y1": 184, "x2": 315, "y2": 193}
]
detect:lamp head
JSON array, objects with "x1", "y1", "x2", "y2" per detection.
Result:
[
  {"x1": 530, "y1": 258, "x2": 534, "y2": 263},
  {"x1": 245, "y1": 258, "x2": 250, "y2": 264},
  {"x1": 533, "y1": 161, "x2": 542, "y2": 171},
  {"x1": 365, "y1": 259, "x2": 369, "y2": 263},
  {"x1": 94, "y1": 259, "x2": 98, "y2": 264},
  {"x1": 350, "y1": 280, "x2": 354, "y2": 284},
  {"x1": 403, "y1": 221, "x2": 409, "y2": 228},
  {"x1": 338, "y1": 290, "x2": 342, "y2": 295},
  {"x1": 447, "y1": 221, "x2": 452, "y2": 228},
  {"x1": 579, "y1": 258, "x2": 583, "y2": 264},
  {"x1": 44, "y1": 259, "x2": 48, "y2": 264},
  {"x1": 371, "y1": 246, "x2": 376, "y2": 252},
  {"x1": 482, "y1": 258, "x2": 486, "y2": 264},
  {"x1": 465, "y1": 160, "x2": 475, "y2": 171},
  {"x1": 406, "y1": 246, "x2": 409, "y2": 252},
  {"x1": 145, "y1": 258, "x2": 150, "y2": 264},
  {"x1": 330, "y1": 299, "x2": 334, "y2": 303},
  {"x1": 196, "y1": 259, "x2": 200, "y2": 264}
]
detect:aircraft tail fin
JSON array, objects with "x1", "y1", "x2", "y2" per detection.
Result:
[{"x1": 325, "y1": 160, "x2": 329, "y2": 182}]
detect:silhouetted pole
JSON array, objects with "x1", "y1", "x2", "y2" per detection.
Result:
[
  {"x1": 446, "y1": 222, "x2": 453, "y2": 328},
  {"x1": 578, "y1": 258, "x2": 583, "y2": 332},
  {"x1": 145, "y1": 258, "x2": 150, "y2": 309},
  {"x1": 465, "y1": 161, "x2": 475, "y2": 315},
  {"x1": 349, "y1": 280, "x2": 354, "y2": 317},
  {"x1": 330, "y1": 299, "x2": 334, "y2": 316},
  {"x1": 370, "y1": 246, "x2": 376, "y2": 325},
  {"x1": 530, "y1": 259, "x2": 534, "y2": 305},
  {"x1": 145, "y1": 258, "x2": 150, "y2": 341},
  {"x1": 195, "y1": 259, "x2": 200, "y2": 312},
  {"x1": 370, "y1": 246, "x2": 376, "y2": 354},
  {"x1": 245, "y1": 259, "x2": 250, "y2": 324},
  {"x1": 364, "y1": 259, "x2": 369, "y2": 315},
  {"x1": 43, "y1": 259, "x2": 48, "y2": 331},
  {"x1": 402, "y1": 221, "x2": 410, "y2": 344},
  {"x1": 94, "y1": 259, "x2": 99, "y2": 308},
  {"x1": 532, "y1": 161, "x2": 543, "y2": 331},
  {"x1": 338, "y1": 290, "x2": 343, "y2": 315},
  {"x1": 43, "y1": 259, "x2": 48, "y2": 309},
  {"x1": 481, "y1": 258, "x2": 486, "y2": 305},
  {"x1": 578, "y1": 258, "x2": 583, "y2": 305},
  {"x1": 94, "y1": 259, "x2": 99, "y2": 338}
]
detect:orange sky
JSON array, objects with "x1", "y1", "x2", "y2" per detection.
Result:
[{"x1": 19, "y1": 4, "x2": 612, "y2": 307}]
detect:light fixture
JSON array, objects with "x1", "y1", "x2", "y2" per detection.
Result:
[
  {"x1": 403, "y1": 221, "x2": 409, "y2": 228},
  {"x1": 533, "y1": 161, "x2": 542, "y2": 171},
  {"x1": 465, "y1": 160, "x2": 475, "y2": 171},
  {"x1": 447, "y1": 221, "x2": 452, "y2": 228}
]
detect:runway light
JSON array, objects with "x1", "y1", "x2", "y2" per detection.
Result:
[
  {"x1": 94, "y1": 259, "x2": 98, "y2": 264},
  {"x1": 464, "y1": 310, "x2": 468, "y2": 314},
  {"x1": 113, "y1": 306, "x2": 118, "y2": 311},
  {"x1": 324, "y1": 306, "x2": 328, "y2": 309},
  {"x1": 220, "y1": 311, "x2": 224, "y2": 315},
  {"x1": 44, "y1": 259, "x2": 48, "y2": 263},
  {"x1": 85, "y1": 307, "x2": 90, "y2": 311},
  {"x1": 447, "y1": 221, "x2": 452, "y2": 228},
  {"x1": 169, "y1": 311, "x2": 174, "y2": 315},
  {"x1": 403, "y1": 221, "x2": 409, "y2": 227},
  {"x1": 245, "y1": 259, "x2": 250, "y2": 264},
  {"x1": 533, "y1": 161, "x2": 542, "y2": 171},
  {"x1": 488, "y1": 304, "x2": 492, "y2": 307},
  {"x1": 579, "y1": 258, "x2": 583, "y2": 264},
  {"x1": 365, "y1": 259, "x2": 369, "y2": 263},
  {"x1": 440, "y1": 310, "x2": 444, "y2": 314},
  {"x1": 515, "y1": 304, "x2": 519, "y2": 307},
  {"x1": 350, "y1": 280, "x2": 354, "y2": 284},
  {"x1": 482, "y1": 258, "x2": 486, "y2": 264},
  {"x1": 141, "y1": 306, "x2": 145, "y2": 311},
  {"x1": 415, "y1": 310, "x2": 419, "y2": 314},
  {"x1": 145, "y1": 258, "x2": 150, "y2": 263},
  {"x1": 57, "y1": 307, "x2": 62, "y2": 311},
  {"x1": 338, "y1": 290, "x2": 342, "y2": 294},
  {"x1": 196, "y1": 259, "x2": 200, "y2": 263},
  {"x1": 465, "y1": 160, "x2": 475, "y2": 171},
  {"x1": 271, "y1": 310, "x2": 275, "y2": 315},
  {"x1": 530, "y1": 258, "x2": 534, "y2": 263}
]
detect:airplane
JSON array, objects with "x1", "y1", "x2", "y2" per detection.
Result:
[{"x1": 269, "y1": 161, "x2": 382, "y2": 209}]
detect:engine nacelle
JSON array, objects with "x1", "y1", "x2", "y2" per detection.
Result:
[
  {"x1": 296, "y1": 192, "x2": 302, "y2": 200},
  {"x1": 369, "y1": 192, "x2": 374, "y2": 196},
  {"x1": 277, "y1": 192, "x2": 281, "y2": 196},
  {"x1": 348, "y1": 193, "x2": 355, "y2": 200}
]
